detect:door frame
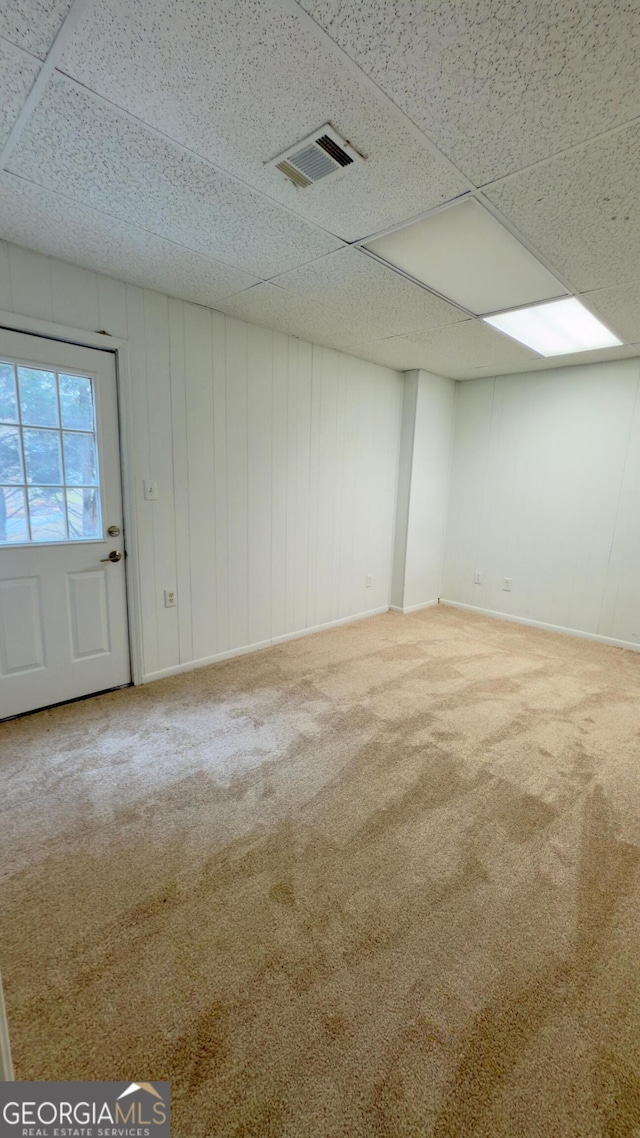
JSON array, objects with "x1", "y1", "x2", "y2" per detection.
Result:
[{"x1": 0, "y1": 309, "x2": 144, "y2": 686}]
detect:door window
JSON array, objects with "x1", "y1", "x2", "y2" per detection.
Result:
[{"x1": 0, "y1": 360, "x2": 102, "y2": 544}]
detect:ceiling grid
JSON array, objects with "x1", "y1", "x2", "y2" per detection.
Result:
[{"x1": 0, "y1": 0, "x2": 638, "y2": 378}]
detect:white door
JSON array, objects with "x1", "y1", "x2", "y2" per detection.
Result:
[{"x1": 0, "y1": 330, "x2": 130, "y2": 718}]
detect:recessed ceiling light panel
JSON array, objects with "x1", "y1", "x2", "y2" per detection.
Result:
[
  {"x1": 483, "y1": 297, "x2": 623, "y2": 356},
  {"x1": 364, "y1": 198, "x2": 566, "y2": 315}
]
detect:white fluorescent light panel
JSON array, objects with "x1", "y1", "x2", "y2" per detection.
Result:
[
  {"x1": 484, "y1": 297, "x2": 623, "y2": 356},
  {"x1": 365, "y1": 198, "x2": 567, "y2": 315}
]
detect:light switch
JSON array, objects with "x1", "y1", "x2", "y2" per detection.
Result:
[{"x1": 144, "y1": 479, "x2": 158, "y2": 501}]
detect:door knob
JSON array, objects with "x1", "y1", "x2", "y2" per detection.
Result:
[{"x1": 100, "y1": 550, "x2": 122, "y2": 563}]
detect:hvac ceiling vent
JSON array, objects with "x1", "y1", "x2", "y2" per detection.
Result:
[{"x1": 268, "y1": 125, "x2": 363, "y2": 188}]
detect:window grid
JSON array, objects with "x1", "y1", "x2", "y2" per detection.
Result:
[
  {"x1": 14, "y1": 370, "x2": 31, "y2": 542},
  {"x1": 0, "y1": 360, "x2": 102, "y2": 545},
  {"x1": 55, "y1": 373, "x2": 67, "y2": 541}
]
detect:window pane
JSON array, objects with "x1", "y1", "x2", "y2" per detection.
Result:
[
  {"x1": 63, "y1": 431, "x2": 98, "y2": 485},
  {"x1": 59, "y1": 374, "x2": 94, "y2": 431},
  {"x1": 27, "y1": 487, "x2": 67, "y2": 541},
  {"x1": 66, "y1": 487, "x2": 101, "y2": 539},
  {"x1": 0, "y1": 486, "x2": 28, "y2": 543},
  {"x1": 18, "y1": 367, "x2": 59, "y2": 427},
  {"x1": 0, "y1": 358, "x2": 103, "y2": 544},
  {"x1": 0, "y1": 362, "x2": 18, "y2": 423},
  {"x1": 0, "y1": 426, "x2": 24, "y2": 484},
  {"x1": 23, "y1": 428, "x2": 63, "y2": 485}
]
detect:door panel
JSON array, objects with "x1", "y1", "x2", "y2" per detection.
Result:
[
  {"x1": 0, "y1": 330, "x2": 130, "y2": 717},
  {"x1": 0, "y1": 576, "x2": 44, "y2": 673},
  {"x1": 67, "y1": 570, "x2": 111, "y2": 658}
]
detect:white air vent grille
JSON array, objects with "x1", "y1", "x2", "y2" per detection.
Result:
[{"x1": 268, "y1": 124, "x2": 363, "y2": 188}]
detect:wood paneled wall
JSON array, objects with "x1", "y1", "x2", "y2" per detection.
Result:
[
  {"x1": 443, "y1": 361, "x2": 640, "y2": 647},
  {"x1": 0, "y1": 241, "x2": 402, "y2": 680}
]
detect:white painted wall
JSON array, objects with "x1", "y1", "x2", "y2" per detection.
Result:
[
  {"x1": 391, "y1": 369, "x2": 456, "y2": 612},
  {"x1": 443, "y1": 359, "x2": 640, "y2": 647},
  {"x1": 0, "y1": 240, "x2": 402, "y2": 681}
]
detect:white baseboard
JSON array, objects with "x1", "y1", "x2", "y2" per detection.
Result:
[
  {"x1": 141, "y1": 605, "x2": 390, "y2": 683},
  {"x1": 270, "y1": 606, "x2": 389, "y2": 645},
  {"x1": 389, "y1": 599, "x2": 439, "y2": 615},
  {"x1": 440, "y1": 599, "x2": 640, "y2": 653}
]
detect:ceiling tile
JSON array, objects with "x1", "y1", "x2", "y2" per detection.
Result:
[
  {"x1": 583, "y1": 284, "x2": 640, "y2": 344},
  {"x1": 455, "y1": 344, "x2": 639, "y2": 379},
  {"x1": 403, "y1": 319, "x2": 540, "y2": 378},
  {"x1": 8, "y1": 73, "x2": 343, "y2": 277},
  {"x1": 0, "y1": 0, "x2": 73, "y2": 59},
  {"x1": 0, "y1": 173, "x2": 261, "y2": 305},
  {"x1": 484, "y1": 123, "x2": 640, "y2": 293},
  {"x1": 341, "y1": 337, "x2": 446, "y2": 373},
  {"x1": 513, "y1": 344, "x2": 639, "y2": 373},
  {"x1": 0, "y1": 39, "x2": 40, "y2": 149},
  {"x1": 57, "y1": 0, "x2": 467, "y2": 240},
  {"x1": 299, "y1": 0, "x2": 640, "y2": 183},
  {"x1": 353, "y1": 333, "x2": 638, "y2": 380},
  {"x1": 214, "y1": 282, "x2": 382, "y2": 348},
  {"x1": 327, "y1": 319, "x2": 542, "y2": 377},
  {"x1": 271, "y1": 247, "x2": 466, "y2": 337}
]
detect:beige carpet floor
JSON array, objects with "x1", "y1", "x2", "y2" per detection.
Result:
[{"x1": 3, "y1": 605, "x2": 640, "y2": 1136}]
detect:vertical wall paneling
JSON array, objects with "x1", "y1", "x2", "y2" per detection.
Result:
[
  {"x1": 598, "y1": 380, "x2": 640, "y2": 642},
  {"x1": 270, "y1": 332, "x2": 289, "y2": 640},
  {"x1": 7, "y1": 245, "x2": 53, "y2": 322},
  {"x1": 442, "y1": 378, "x2": 493, "y2": 606},
  {"x1": 247, "y1": 322, "x2": 273, "y2": 647},
  {"x1": 402, "y1": 370, "x2": 456, "y2": 610},
  {"x1": 390, "y1": 372, "x2": 418, "y2": 609},
  {"x1": 97, "y1": 274, "x2": 128, "y2": 340},
  {"x1": 124, "y1": 283, "x2": 158, "y2": 675},
  {"x1": 316, "y1": 347, "x2": 339, "y2": 628},
  {"x1": 338, "y1": 353, "x2": 358, "y2": 619},
  {"x1": 293, "y1": 340, "x2": 312, "y2": 633},
  {"x1": 305, "y1": 345, "x2": 322, "y2": 631},
  {"x1": 375, "y1": 365, "x2": 406, "y2": 610},
  {"x1": 50, "y1": 261, "x2": 100, "y2": 331},
  {"x1": 443, "y1": 359, "x2": 640, "y2": 645},
  {"x1": 284, "y1": 336, "x2": 299, "y2": 636},
  {"x1": 143, "y1": 289, "x2": 179, "y2": 671},
  {"x1": 168, "y1": 299, "x2": 193, "y2": 665},
  {"x1": 352, "y1": 357, "x2": 375, "y2": 618},
  {"x1": 211, "y1": 309, "x2": 230, "y2": 655},
  {"x1": 0, "y1": 238, "x2": 403, "y2": 681},
  {"x1": 184, "y1": 302, "x2": 216, "y2": 661},
  {"x1": 332, "y1": 353, "x2": 348, "y2": 622},
  {"x1": 388, "y1": 369, "x2": 453, "y2": 612},
  {"x1": 225, "y1": 317, "x2": 250, "y2": 651},
  {"x1": 0, "y1": 241, "x2": 12, "y2": 310}
]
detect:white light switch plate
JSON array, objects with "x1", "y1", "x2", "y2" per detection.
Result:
[{"x1": 144, "y1": 479, "x2": 158, "y2": 501}]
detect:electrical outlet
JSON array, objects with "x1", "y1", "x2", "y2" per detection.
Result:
[
  {"x1": 144, "y1": 479, "x2": 158, "y2": 501},
  {"x1": 164, "y1": 589, "x2": 177, "y2": 608},
  {"x1": 473, "y1": 571, "x2": 482, "y2": 585},
  {"x1": 503, "y1": 577, "x2": 512, "y2": 591}
]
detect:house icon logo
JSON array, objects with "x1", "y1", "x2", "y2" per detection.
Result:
[
  {"x1": 0, "y1": 1079, "x2": 170, "y2": 1137},
  {"x1": 113, "y1": 1082, "x2": 169, "y2": 1129},
  {"x1": 118, "y1": 1083, "x2": 166, "y2": 1102}
]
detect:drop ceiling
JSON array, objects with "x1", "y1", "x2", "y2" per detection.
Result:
[{"x1": 0, "y1": 0, "x2": 638, "y2": 380}]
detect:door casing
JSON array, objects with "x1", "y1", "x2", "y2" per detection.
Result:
[{"x1": 0, "y1": 308, "x2": 144, "y2": 687}]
